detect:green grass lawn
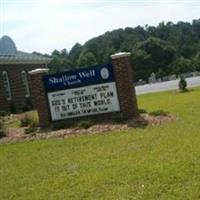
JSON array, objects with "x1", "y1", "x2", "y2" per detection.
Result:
[{"x1": 1, "y1": 88, "x2": 200, "y2": 200}]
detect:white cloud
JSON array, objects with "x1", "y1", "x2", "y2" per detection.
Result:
[{"x1": 0, "y1": 0, "x2": 199, "y2": 53}]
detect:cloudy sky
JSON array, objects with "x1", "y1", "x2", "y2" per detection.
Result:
[{"x1": 0, "y1": 0, "x2": 199, "y2": 54}]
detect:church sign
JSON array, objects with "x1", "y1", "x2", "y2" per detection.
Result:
[{"x1": 43, "y1": 64, "x2": 120, "y2": 121}]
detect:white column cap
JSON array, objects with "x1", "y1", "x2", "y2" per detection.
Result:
[
  {"x1": 29, "y1": 68, "x2": 49, "y2": 75},
  {"x1": 110, "y1": 52, "x2": 131, "y2": 59}
]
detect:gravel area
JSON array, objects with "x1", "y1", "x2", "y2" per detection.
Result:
[{"x1": 0, "y1": 114, "x2": 175, "y2": 144}]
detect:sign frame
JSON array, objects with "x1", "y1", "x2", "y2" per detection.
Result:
[
  {"x1": 43, "y1": 64, "x2": 121, "y2": 121},
  {"x1": 43, "y1": 63, "x2": 115, "y2": 92}
]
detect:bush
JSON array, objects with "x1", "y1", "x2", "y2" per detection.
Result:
[
  {"x1": 0, "y1": 121, "x2": 6, "y2": 138},
  {"x1": 0, "y1": 110, "x2": 9, "y2": 117},
  {"x1": 149, "y1": 110, "x2": 168, "y2": 116},
  {"x1": 20, "y1": 112, "x2": 39, "y2": 128},
  {"x1": 179, "y1": 76, "x2": 187, "y2": 91},
  {"x1": 77, "y1": 120, "x2": 94, "y2": 129},
  {"x1": 20, "y1": 114, "x2": 32, "y2": 127},
  {"x1": 24, "y1": 126, "x2": 37, "y2": 134}
]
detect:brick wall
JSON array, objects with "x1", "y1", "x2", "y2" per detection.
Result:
[
  {"x1": 29, "y1": 52, "x2": 139, "y2": 129},
  {"x1": 111, "y1": 53, "x2": 139, "y2": 118},
  {"x1": 28, "y1": 69, "x2": 51, "y2": 128},
  {"x1": 0, "y1": 64, "x2": 46, "y2": 112}
]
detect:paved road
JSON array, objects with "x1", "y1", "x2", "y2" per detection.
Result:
[{"x1": 135, "y1": 76, "x2": 200, "y2": 95}]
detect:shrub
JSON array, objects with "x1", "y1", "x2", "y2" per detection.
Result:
[
  {"x1": 24, "y1": 126, "x2": 37, "y2": 134},
  {"x1": 77, "y1": 120, "x2": 94, "y2": 129},
  {"x1": 0, "y1": 110, "x2": 9, "y2": 117},
  {"x1": 20, "y1": 112, "x2": 39, "y2": 128},
  {"x1": 20, "y1": 114, "x2": 32, "y2": 127},
  {"x1": 0, "y1": 121, "x2": 6, "y2": 138},
  {"x1": 179, "y1": 76, "x2": 187, "y2": 92},
  {"x1": 149, "y1": 110, "x2": 168, "y2": 116}
]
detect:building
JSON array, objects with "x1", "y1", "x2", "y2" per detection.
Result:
[{"x1": 0, "y1": 35, "x2": 51, "y2": 112}]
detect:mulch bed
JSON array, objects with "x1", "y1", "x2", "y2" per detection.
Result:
[{"x1": 0, "y1": 113, "x2": 176, "y2": 144}]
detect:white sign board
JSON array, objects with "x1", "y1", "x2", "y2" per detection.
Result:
[{"x1": 48, "y1": 82, "x2": 120, "y2": 121}]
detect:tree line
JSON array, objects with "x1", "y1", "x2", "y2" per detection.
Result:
[{"x1": 33, "y1": 19, "x2": 200, "y2": 82}]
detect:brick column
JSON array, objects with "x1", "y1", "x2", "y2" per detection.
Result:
[
  {"x1": 29, "y1": 68, "x2": 51, "y2": 128},
  {"x1": 111, "y1": 52, "x2": 139, "y2": 118}
]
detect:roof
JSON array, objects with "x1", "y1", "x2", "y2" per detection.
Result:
[{"x1": 0, "y1": 36, "x2": 51, "y2": 64}]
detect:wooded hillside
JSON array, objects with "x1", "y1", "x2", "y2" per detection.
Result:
[{"x1": 34, "y1": 19, "x2": 200, "y2": 82}]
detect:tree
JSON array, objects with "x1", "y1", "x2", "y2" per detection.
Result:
[
  {"x1": 48, "y1": 49, "x2": 72, "y2": 73},
  {"x1": 69, "y1": 43, "x2": 83, "y2": 66},
  {"x1": 77, "y1": 50, "x2": 97, "y2": 67},
  {"x1": 45, "y1": 18, "x2": 200, "y2": 77},
  {"x1": 174, "y1": 57, "x2": 193, "y2": 74},
  {"x1": 156, "y1": 68, "x2": 166, "y2": 79},
  {"x1": 179, "y1": 76, "x2": 187, "y2": 91},
  {"x1": 192, "y1": 53, "x2": 200, "y2": 71},
  {"x1": 132, "y1": 49, "x2": 151, "y2": 81},
  {"x1": 132, "y1": 37, "x2": 176, "y2": 81}
]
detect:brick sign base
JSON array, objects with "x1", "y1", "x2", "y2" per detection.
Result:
[{"x1": 29, "y1": 52, "x2": 138, "y2": 129}]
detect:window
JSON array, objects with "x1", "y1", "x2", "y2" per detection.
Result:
[
  {"x1": 21, "y1": 70, "x2": 30, "y2": 98},
  {"x1": 2, "y1": 71, "x2": 12, "y2": 100}
]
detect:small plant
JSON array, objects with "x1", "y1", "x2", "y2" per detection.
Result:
[
  {"x1": 20, "y1": 112, "x2": 39, "y2": 128},
  {"x1": 138, "y1": 108, "x2": 147, "y2": 114},
  {"x1": 20, "y1": 114, "x2": 32, "y2": 127},
  {"x1": 0, "y1": 120, "x2": 6, "y2": 138},
  {"x1": 179, "y1": 76, "x2": 187, "y2": 92},
  {"x1": 0, "y1": 110, "x2": 9, "y2": 117},
  {"x1": 24, "y1": 126, "x2": 37, "y2": 134},
  {"x1": 149, "y1": 110, "x2": 168, "y2": 116},
  {"x1": 77, "y1": 120, "x2": 94, "y2": 129}
]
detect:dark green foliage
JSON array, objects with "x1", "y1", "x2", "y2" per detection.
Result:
[
  {"x1": 0, "y1": 110, "x2": 9, "y2": 117},
  {"x1": 48, "y1": 49, "x2": 73, "y2": 73},
  {"x1": 77, "y1": 50, "x2": 97, "y2": 67},
  {"x1": 20, "y1": 113, "x2": 39, "y2": 128},
  {"x1": 77, "y1": 120, "x2": 94, "y2": 129},
  {"x1": 20, "y1": 115, "x2": 32, "y2": 127},
  {"x1": 69, "y1": 43, "x2": 83, "y2": 66},
  {"x1": 22, "y1": 113, "x2": 39, "y2": 134},
  {"x1": 35, "y1": 19, "x2": 200, "y2": 81},
  {"x1": 0, "y1": 121, "x2": 6, "y2": 138},
  {"x1": 24, "y1": 126, "x2": 37, "y2": 134},
  {"x1": 149, "y1": 110, "x2": 169, "y2": 116},
  {"x1": 132, "y1": 37, "x2": 176, "y2": 81},
  {"x1": 175, "y1": 57, "x2": 194, "y2": 74},
  {"x1": 179, "y1": 76, "x2": 187, "y2": 91},
  {"x1": 192, "y1": 53, "x2": 200, "y2": 71}
]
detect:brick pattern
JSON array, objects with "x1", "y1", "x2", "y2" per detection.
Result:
[
  {"x1": 112, "y1": 56, "x2": 139, "y2": 118},
  {"x1": 0, "y1": 64, "x2": 46, "y2": 111},
  {"x1": 29, "y1": 71, "x2": 51, "y2": 128},
  {"x1": 29, "y1": 53, "x2": 138, "y2": 129}
]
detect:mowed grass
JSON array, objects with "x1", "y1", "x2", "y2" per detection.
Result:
[{"x1": 1, "y1": 88, "x2": 200, "y2": 200}]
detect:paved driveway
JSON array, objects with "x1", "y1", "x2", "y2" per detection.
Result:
[{"x1": 135, "y1": 76, "x2": 200, "y2": 95}]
